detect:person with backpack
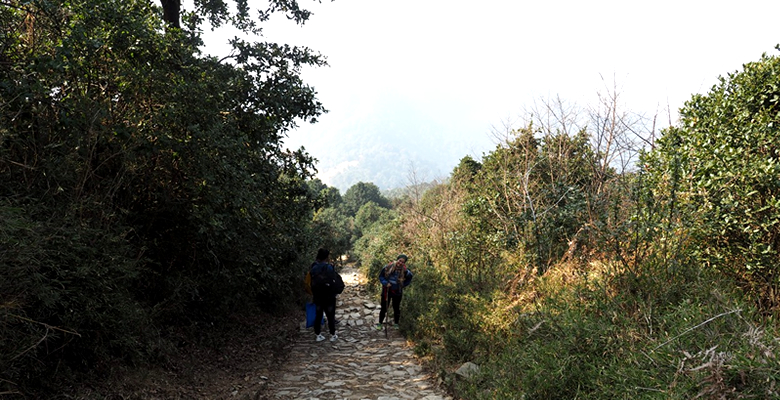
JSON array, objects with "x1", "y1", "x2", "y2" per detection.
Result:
[
  {"x1": 376, "y1": 254, "x2": 413, "y2": 330},
  {"x1": 310, "y1": 248, "x2": 344, "y2": 342}
]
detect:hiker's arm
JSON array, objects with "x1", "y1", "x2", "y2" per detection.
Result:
[
  {"x1": 378, "y1": 267, "x2": 389, "y2": 286},
  {"x1": 403, "y1": 269, "x2": 413, "y2": 287}
]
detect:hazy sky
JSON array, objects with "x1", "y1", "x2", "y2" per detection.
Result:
[{"x1": 198, "y1": 0, "x2": 780, "y2": 191}]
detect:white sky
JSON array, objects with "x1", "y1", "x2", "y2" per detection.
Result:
[{"x1": 198, "y1": 0, "x2": 780, "y2": 190}]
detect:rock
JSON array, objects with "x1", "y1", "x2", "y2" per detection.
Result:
[
  {"x1": 260, "y1": 265, "x2": 452, "y2": 400},
  {"x1": 454, "y1": 362, "x2": 480, "y2": 379}
]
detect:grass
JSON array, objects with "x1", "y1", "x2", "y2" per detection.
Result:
[{"x1": 406, "y1": 257, "x2": 780, "y2": 399}]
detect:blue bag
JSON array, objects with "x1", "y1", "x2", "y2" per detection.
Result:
[{"x1": 305, "y1": 302, "x2": 325, "y2": 328}]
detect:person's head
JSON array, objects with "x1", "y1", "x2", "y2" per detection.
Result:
[
  {"x1": 396, "y1": 254, "x2": 408, "y2": 265},
  {"x1": 316, "y1": 248, "x2": 330, "y2": 261}
]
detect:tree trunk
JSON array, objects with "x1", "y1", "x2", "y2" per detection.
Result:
[{"x1": 160, "y1": 0, "x2": 180, "y2": 28}]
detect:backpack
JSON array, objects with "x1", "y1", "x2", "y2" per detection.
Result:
[
  {"x1": 310, "y1": 263, "x2": 345, "y2": 296},
  {"x1": 304, "y1": 271, "x2": 313, "y2": 295}
]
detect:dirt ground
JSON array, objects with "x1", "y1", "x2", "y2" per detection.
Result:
[
  {"x1": 69, "y1": 308, "x2": 302, "y2": 399},
  {"x1": 68, "y1": 264, "x2": 458, "y2": 400}
]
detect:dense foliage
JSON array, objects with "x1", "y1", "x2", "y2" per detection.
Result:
[
  {"x1": 643, "y1": 52, "x2": 780, "y2": 310},
  {"x1": 1, "y1": 0, "x2": 328, "y2": 395},
  {"x1": 357, "y1": 58, "x2": 780, "y2": 398},
  {"x1": 4, "y1": 0, "x2": 780, "y2": 397},
  {"x1": 342, "y1": 181, "x2": 391, "y2": 217}
]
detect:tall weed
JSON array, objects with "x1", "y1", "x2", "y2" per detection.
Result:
[{"x1": 451, "y1": 257, "x2": 778, "y2": 399}]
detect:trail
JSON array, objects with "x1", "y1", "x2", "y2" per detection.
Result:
[{"x1": 260, "y1": 265, "x2": 452, "y2": 400}]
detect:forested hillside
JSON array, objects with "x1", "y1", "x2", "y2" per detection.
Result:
[{"x1": 3, "y1": 0, "x2": 780, "y2": 398}]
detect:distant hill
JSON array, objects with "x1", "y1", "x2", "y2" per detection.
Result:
[{"x1": 288, "y1": 94, "x2": 497, "y2": 193}]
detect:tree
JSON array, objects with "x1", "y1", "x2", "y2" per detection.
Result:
[
  {"x1": 160, "y1": 0, "x2": 315, "y2": 30},
  {"x1": 451, "y1": 155, "x2": 482, "y2": 187},
  {"x1": 642, "y1": 50, "x2": 780, "y2": 309},
  {"x1": 322, "y1": 186, "x2": 343, "y2": 209},
  {"x1": 342, "y1": 181, "x2": 390, "y2": 217},
  {"x1": 312, "y1": 207, "x2": 352, "y2": 262},
  {"x1": 480, "y1": 126, "x2": 596, "y2": 273},
  {"x1": 0, "y1": 0, "x2": 328, "y2": 393},
  {"x1": 355, "y1": 201, "x2": 392, "y2": 235}
]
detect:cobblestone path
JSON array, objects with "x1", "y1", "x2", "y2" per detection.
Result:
[{"x1": 262, "y1": 265, "x2": 452, "y2": 400}]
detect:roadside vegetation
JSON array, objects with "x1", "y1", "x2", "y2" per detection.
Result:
[
  {"x1": 354, "y1": 54, "x2": 780, "y2": 398},
  {"x1": 1, "y1": 0, "x2": 331, "y2": 396},
  {"x1": 355, "y1": 56, "x2": 780, "y2": 399},
  {"x1": 2, "y1": 0, "x2": 780, "y2": 398}
]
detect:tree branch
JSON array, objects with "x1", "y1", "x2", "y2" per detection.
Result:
[{"x1": 652, "y1": 309, "x2": 742, "y2": 351}]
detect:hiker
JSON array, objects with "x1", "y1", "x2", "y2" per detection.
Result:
[
  {"x1": 310, "y1": 248, "x2": 342, "y2": 342},
  {"x1": 376, "y1": 254, "x2": 413, "y2": 330}
]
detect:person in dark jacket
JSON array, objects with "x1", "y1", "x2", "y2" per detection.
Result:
[
  {"x1": 311, "y1": 248, "x2": 340, "y2": 342},
  {"x1": 376, "y1": 254, "x2": 413, "y2": 330}
]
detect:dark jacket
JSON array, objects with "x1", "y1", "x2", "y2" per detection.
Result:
[
  {"x1": 378, "y1": 261, "x2": 413, "y2": 295},
  {"x1": 311, "y1": 261, "x2": 339, "y2": 302}
]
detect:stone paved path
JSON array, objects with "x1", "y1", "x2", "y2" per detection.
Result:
[{"x1": 262, "y1": 265, "x2": 452, "y2": 400}]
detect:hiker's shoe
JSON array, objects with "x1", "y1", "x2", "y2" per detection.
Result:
[
  {"x1": 375, "y1": 323, "x2": 383, "y2": 331},
  {"x1": 315, "y1": 334, "x2": 326, "y2": 342},
  {"x1": 330, "y1": 333, "x2": 338, "y2": 342},
  {"x1": 393, "y1": 324, "x2": 400, "y2": 330}
]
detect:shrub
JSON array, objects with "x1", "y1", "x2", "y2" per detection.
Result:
[{"x1": 643, "y1": 50, "x2": 780, "y2": 309}]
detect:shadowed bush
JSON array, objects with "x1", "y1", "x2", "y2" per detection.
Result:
[{"x1": 1, "y1": 0, "x2": 325, "y2": 395}]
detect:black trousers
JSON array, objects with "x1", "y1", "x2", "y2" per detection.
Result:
[
  {"x1": 379, "y1": 289, "x2": 402, "y2": 325},
  {"x1": 313, "y1": 296, "x2": 336, "y2": 335}
]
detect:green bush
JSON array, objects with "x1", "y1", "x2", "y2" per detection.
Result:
[
  {"x1": 0, "y1": 204, "x2": 163, "y2": 393},
  {"x1": 1, "y1": 0, "x2": 326, "y2": 394},
  {"x1": 455, "y1": 262, "x2": 777, "y2": 400},
  {"x1": 366, "y1": 64, "x2": 780, "y2": 398},
  {"x1": 643, "y1": 50, "x2": 780, "y2": 307}
]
